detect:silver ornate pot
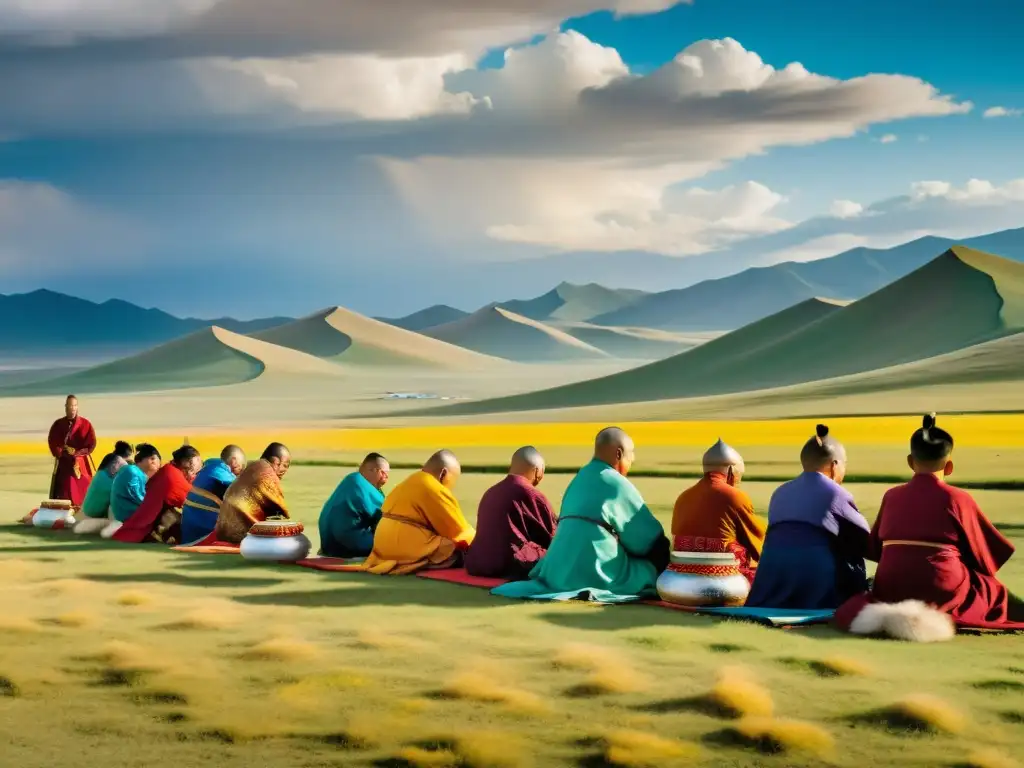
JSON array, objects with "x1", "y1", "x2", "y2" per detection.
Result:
[
  {"x1": 32, "y1": 501, "x2": 76, "y2": 530},
  {"x1": 656, "y1": 551, "x2": 750, "y2": 607},
  {"x1": 240, "y1": 519, "x2": 311, "y2": 562}
]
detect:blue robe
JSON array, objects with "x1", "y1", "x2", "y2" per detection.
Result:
[
  {"x1": 318, "y1": 471, "x2": 385, "y2": 558},
  {"x1": 180, "y1": 459, "x2": 236, "y2": 545},
  {"x1": 110, "y1": 464, "x2": 147, "y2": 523},
  {"x1": 492, "y1": 459, "x2": 667, "y2": 603},
  {"x1": 746, "y1": 471, "x2": 870, "y2": 609}
]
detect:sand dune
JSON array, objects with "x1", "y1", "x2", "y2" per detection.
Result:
[
  {"x1": 253, "y1": 306, "x2": 506, "y2": 369},
  {"x1": 552, "y1": 321, "x2": 712, "y2": 359},
  {"x1": 497, "y1": 282, "x2": 647, "y2": 323},
  {"x1": 437, "y1": 247, "x2": 1024, "y2": 413},
  {"x1": 425, "y1": 307, "x2": 610, "y2": 362},
  {"x1": 379, "y1": 304, "x2": 469, "y2": 331},
  {"x1": 0, "y1": 326, "x2": 341, "y2": 396}
]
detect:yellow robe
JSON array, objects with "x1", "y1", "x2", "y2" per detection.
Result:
[
  {"x1": 362, "y1": 470, "x2": 475, "y2": 575},
  {"x1": 215, "y1": 460, "x2": 289, "y2": 544}
]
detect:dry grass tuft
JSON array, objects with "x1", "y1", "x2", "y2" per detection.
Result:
[
  {"x1": 440, "y1": 671, "x2": 549, "y2": 715},
  {"x1": 1, "y1": 674, "x2": 19, "y2": 697},
  {"x1": 158, "y1": 606, "x2": 238, "y2": 631},
  {"x1": 553, "y1": 642, "x2": 616, "y2": 672},
  {"x1": 0, "y1": 616, "x2": 43, "y2": 634},
  {"x1": 241, "y1": 636, "x2": 319, "y2": 662},
  {"x1": 0, "y1": 558, "x2": 40, "y2": 580},
  {"x1": 884, "y1": 694, "x2": 967, "y2": 734},
  {"x1": 554, "y1": 643, "x2": 647, "y2": 697},
  {"x1": 727, "y1": 717, "x2": 835, "y2": 756},
  {"x1": 355, "y1": 628, "x2": 427, "y2": 652},
  {"x1": 962, "y1": 748, "x2": 1020, "y2": 768},
  {"x1": 600, "y1": 729, "x2": 701, "y2": 766},
  {"x1": 708, "y1": 666, "x2": 774, "y2": 718},
  {"x1": 814, "y1": 655, "x2": 873, "y2": 677},
  {"x1": 37, "y1": 578, "x2": 94, "y2": 596},
  {"x1": 114, "y1": 590, "x2": 155, "y2": 607},
  {"x1": 392, "y1": 746, "x2": 459, "y2": 767},
  {"x1": 275, "y1": 669, "x2": 368, "y2": 707},
  {"x1": 48, "y1": 610, "x2": 96, "y2": 628},
  {"x1": 457, "y1": 730, "x2": 533, "y2": 768}
]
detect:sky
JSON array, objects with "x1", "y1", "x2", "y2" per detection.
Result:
[{"x1": 1, "y1": 0, "x2": 1022, "y2": 319}]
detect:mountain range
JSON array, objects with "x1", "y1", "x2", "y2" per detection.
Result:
[{"x1": 3, "y1": 226, "x2": 1022, "y2": 361}]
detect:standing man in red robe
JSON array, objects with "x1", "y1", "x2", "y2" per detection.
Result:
[
  {"x1": 837, "y1": 413, "x2": 1024, "y2": 639},
  {"x1": 47, "y1": 395, "x2": 96, "y2": 507}
]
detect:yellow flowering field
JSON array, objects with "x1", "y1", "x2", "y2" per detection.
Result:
[{"x1": 4, "y1": 414, "x2": 1022, "y2": 482}]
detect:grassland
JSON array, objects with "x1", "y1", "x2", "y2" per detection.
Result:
[{"x1": 2, "y1": 461, "x2": 1022, "y2": 768}]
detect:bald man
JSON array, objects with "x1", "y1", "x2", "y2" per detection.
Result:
[
  {"x1": 180, "y1": 444, "x2": 246, "y2": 545},
  {"x1": 318, "y1": 453, "x2": 390, "y2": 559},
  {"x1": 493, "y1": 428, "x2": 669, "y2": 603},
  {"x1": 671, "y1": 439, "x2": 766, "y2": 584},
  {"x1": 747, "y1": 424, "x2": 871, "y2": 609},
  {"x1": 362, "y1": 450, "x2": 475, "y2": 575},
  {"x1": 465, "y1": 446, "x2": 558, "y2": 580}
]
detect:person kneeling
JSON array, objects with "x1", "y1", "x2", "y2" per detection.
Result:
[
  {"x1": 318, "y1": 453, "x2": 390, "y2": 559},
  {"x1": 746, "y1": 424, "x2": 870, "y2": 609},
  {"x1": 836, "y1": 414, "x2": 1024, "y2": 639},
  {"x1": 112, "y1": 446, "x2": 203, "y2": 544},
  {"x1": 73, "y1": 441, "x2": 134, "y2": 536},
  {"x1": 180, "y1": 445, "x2": 246, "y2": 545},
  {"x1": 214, "y1": 443, "x2": 291, "y2": 544},
  {"x1": 465, "y1": 446, "x2": 557, "y2": 580},
  {"x1": 362, "y1": 450, "x2": 475, "y2": 575},
  {"x1": 102, "y1": 444, "x2": 161, "y2": 539}
]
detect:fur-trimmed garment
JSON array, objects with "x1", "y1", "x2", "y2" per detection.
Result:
[
  {"x1": 215, "y1": 460, "x2": 289, "y2": 544},
  {"x1": 836, "y1": 474, "x2": 1024, "y2": 637}
]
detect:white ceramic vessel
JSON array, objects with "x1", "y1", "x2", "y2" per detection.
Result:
[
  {"x1": 656, "y1": 551, "x2": 750, "y2": 607},
  {"x1": 240, "y1": 519, "x2": 312, "y2": 562},
  {"x1": 32, "y1": 502, "x2": 76, "y2": 530}
]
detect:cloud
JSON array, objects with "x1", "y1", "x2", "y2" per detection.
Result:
[
  {"x1": 0, "y1": 180, "x2": 142, "y2": 278},
  {"x1": 878, "y1": 133, "x2": 898, "y2": 143},
  {"x1": 829, "y1": 200, "x2": 863, "y2": 219},
  {"x1": 0, "y1": 1, "x2": 688, "y2": 58},
  {"x1": 983, "y1": 106, "x2": 1022, "y2": 118}
]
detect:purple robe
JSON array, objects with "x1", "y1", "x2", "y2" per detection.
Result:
[{"x1": 465, "y1": 475, "x2": 558, "y2": 580}]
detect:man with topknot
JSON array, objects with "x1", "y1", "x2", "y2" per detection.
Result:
[
  {"x1": 746, "y1": 423, "x2": 870, "y2": 609},
  {"x1": 837, "y1": 413, "x2": 1024, "y2": 637}
]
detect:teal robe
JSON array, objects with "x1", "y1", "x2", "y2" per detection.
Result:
[
  {"x1": 492, "y1": 459, "x2": 666, "y2": 603},
  {"x1": 110, "y1": 464, "x2": 147, "y2": 523},
  {"x1": 318, "y1": 471, "x2": 385, "y2": 558},
  {"x1": 80, "y1": 468, "x2": 117, "y2": 519}
]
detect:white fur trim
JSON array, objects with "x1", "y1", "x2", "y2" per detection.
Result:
[{"x1": 849, "y1": 600, "x2": 955, "y2": 642}]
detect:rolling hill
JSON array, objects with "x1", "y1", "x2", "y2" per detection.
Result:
[
  {"x1": 0, "y1": 326, "x2": 342, "y2": 396},
  {"x1": 552, "y1": 321, "x2": 710, "y2": 359},
  {"x1": 593, "y1": 229, "x2": 1024, "y2": 331},
  {"x1": 439, "y1": 246, "x2": 1024, "y2": 413},
  {"x1": 252, "y1": 306, "x2": 506, "y2": 369},
  {"x1": 0, "y1": 289, "x2": 292, "y2": 357},
  {"x1": 495, "y1": 282, "x2": 647, "y2": 323},
  {"x1": 379, "y1": 304, "x2": 469, "y2": 332},
  {"x1": 424, "y1": 307, "x2": 610, "y2": 362}
]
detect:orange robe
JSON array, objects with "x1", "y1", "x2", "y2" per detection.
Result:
[
  {"x1": 671, "y1": 472, "x2": 766, "y2": 582},
  {"x1": 362, "y1": 471, "x2": 475, "y2": 575},
  {"x1": 215, "y1": 460, "x2": 289, "y2": 544}
]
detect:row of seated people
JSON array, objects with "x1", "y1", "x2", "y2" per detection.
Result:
[{"x1": 68, "y1": 415, "x2": 1023, "y2": 633}]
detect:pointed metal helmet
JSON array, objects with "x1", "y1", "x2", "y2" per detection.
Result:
[{"x1": 703, "y1": 438, "x2": 743, "y2": 467}]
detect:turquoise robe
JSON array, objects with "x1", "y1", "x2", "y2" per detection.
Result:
[
  {"x1": 110, "y1": 464, "x2": 147, "y2": 523},
  {"x1": 318, "y1": 471, "x2": 385, "y2": 558},
  {"x1": 80, "y1": 469, "x2": 117, "y2": 519},
  {"x1": 492, "y1": 459, "x2": 665, "y2": 603}
]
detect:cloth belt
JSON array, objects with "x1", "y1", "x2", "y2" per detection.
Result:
[{"x1": 882, "y1": 539, "x2": 948, "y2": 549}]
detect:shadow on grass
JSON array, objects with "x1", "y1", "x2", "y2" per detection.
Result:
[
  {"x1": 232, "y1": 577, "x2": 505, "y2": 610},
  {"x1": 82, "y1": 572, "x2": 285, "y2": 589},
  {"x1": 636, "y1": 694, "x2": 732, "y2": 717}
]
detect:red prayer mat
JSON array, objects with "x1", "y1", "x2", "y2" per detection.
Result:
[
  {"x1": 292, "y1": 557, "x2": 366, "y2": 572},
  {"x1": 172, "y1": 542, "x2": 241, "y2": 555},
  {"x1": 415, "y1": 568, "x2": 510, "y2": 590}
]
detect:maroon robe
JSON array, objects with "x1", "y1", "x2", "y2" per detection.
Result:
[
  {"x1": 836, "y1": 473, "x2": 1024, "y2": 631},
  {"x1": 47, "y1": 416, "x2": 96, "y2": 506},
  {"x1": 465, "y1": 474, "x2": 558, "y2": 580},
  {"x1": 113, "y1": 464, "x2": 193, "y2": 544}
]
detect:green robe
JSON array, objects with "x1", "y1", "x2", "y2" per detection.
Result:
[{"x1": 491, "y1": 459, "x2": 665, "y2": 603}]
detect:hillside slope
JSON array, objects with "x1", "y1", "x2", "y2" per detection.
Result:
[
  {"x1": 441, "y1": 246, "x2": 1024, "y2": 413},
  {"x1": 552, "y1": 321, "x2": 708, "y2": 359},
  {"x1": 425, "y1": 307, "x2": 610, "y2": 362},
  {"x1": 253, "y1": 306, "x2": 506, "y2": 369},
  {"x1": 379, "y1": 305, "x2": 469, "y2": 332},
  {"x1": 497, "y1": 282, "x2": 647, "y2": 322},
  {"x1": 0, "y1": 327, "x2": 341, "y2": 396}
]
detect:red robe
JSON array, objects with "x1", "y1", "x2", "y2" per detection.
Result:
[
  {"x1": 836, "y1": 473, "x2": 1024, "y2": 631},
  {"x1": 113, "y1": 464, "x2": 192, "y2": 544},
  {"x1": 47, "y1": 416, "x2": 97, "y2": 506}
]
